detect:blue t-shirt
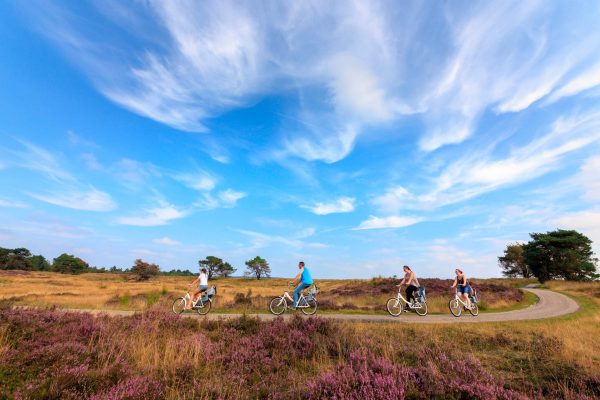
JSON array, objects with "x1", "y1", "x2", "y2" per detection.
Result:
[{"x1": 301, "y1": 266, "x2": 313, "y2": 285}]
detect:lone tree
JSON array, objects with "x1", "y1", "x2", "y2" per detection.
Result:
[
  {"x1": 131, "y1": 259, "x2": 160, "y2": 281},
  {"x1": 198, "y1": 256, "x2": 236, "y2": 279},
  {"x1": 30, "y1": 255, "x2": 51, "y2": 271},
  {"x1": 244, "y1": 256, "x2": 271, "y2": 280},
  {"x1": 522, "y1": 229, "x2": 598, "y2": 283},
  {"x1": 52, "y1": 253, "x2": 89, "y2": 274},
  {"x1": 498, "y1": 243, "x2": 531, "y2": 278}
]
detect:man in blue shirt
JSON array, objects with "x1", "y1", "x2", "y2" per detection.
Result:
[{"x1": 289, "y1": 261, "x2": 313, "y2": 310}]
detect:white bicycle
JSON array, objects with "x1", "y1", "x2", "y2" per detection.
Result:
[
  {"x1": 448, "y1": 289, "x2": 479, "y2": 317},
  {"x1": 386, "y1": 286, "x2": 428, "y2": 316},
  {"x1": 172, "y1": 286, "x2": 216, "y2": 315},
  {"x1": 269, "y1": 284, "x2": 318, "y2": 315}
]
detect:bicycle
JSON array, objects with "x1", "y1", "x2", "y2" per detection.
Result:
[
  {"x1": 269, "y1": 284, "x2": 318, "y2": 315},
  {"x1": 448, "y1": 289, "x2": 479, "y2": 317},
  {"x1": 172, "y1": 285, "x2": 217, "y2": 315},
  {"x1": 386, "y1": 285, "x2": 428, "y2": 316}
]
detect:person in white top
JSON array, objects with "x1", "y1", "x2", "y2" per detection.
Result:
[{"x1": 188, "y1": 267, "x2": 209, "y2": 309}]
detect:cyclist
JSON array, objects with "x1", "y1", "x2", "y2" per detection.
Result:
[
  {"x1": 397, "y1": 265, "x2": 420, "y2": 308},
  {"x1": 451, "y1": 268, "x2": 472, "y2": 309},
  {"x1": 187, "y1": 267, "x2": 209, "y2": 309},
  {"x1": 289, "y1": 261, "x2": 313, "y2": 310}
]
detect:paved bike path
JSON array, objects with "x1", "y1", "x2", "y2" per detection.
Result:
[{"x1": 48, "y1": 288, "x2": 579, "y2": 324}]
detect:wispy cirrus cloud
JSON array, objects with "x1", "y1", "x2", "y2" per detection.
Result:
[
  {"x1": 28, "y1": 187, "x2": 117, "y2": 212},
  {"x1": 153, "y1": 236, "x2": 180, "y2": 246},
  {"x1": 303, "y1": 197, "x2": 355, "y2": 215},
  {"x1": 0, "y1": 198, "x2": 27, "y2": 208},
  {"x1": 117, "y1": 203, "x2": 189, "y2": 227},
  {"x1": 355, "y1": 215, "x2": 423, "y2": 230}
]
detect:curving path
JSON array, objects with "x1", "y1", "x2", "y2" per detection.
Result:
[{"x1": 49, "y1": 288, "x2": 579, "y2": 324}]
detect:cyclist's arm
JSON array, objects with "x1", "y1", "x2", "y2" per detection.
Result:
[
  {"x1": 290, "y1": 269, "x2": 303, "y2": 285},
  {"x1": 190, "y1": 277, "x2": 199, "y2": 286},
  {"x1": 451, "y1": 278, "x2": 457, "y2": 288}
]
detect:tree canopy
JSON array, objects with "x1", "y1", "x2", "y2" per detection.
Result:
[
  {"x1": 498, "y1": 243, "x2": 531, "y2": 278},
  {"x1": 198, "y1": 256, "x2": 236, "y2": 279},
  {"x1": 244, "y1": 256, "x2": 271, "y2": 280},
  {"x1": 522, "y1": 229, "x2": 598, "y2": 283},
  {"x1": 52, "y1": 253, "x2": 89, "y2": 274},
  {"x1": 131, "y1": 259, "x2": 160, "y2": 281}
]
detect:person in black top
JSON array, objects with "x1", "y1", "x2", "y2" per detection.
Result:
[{"x1": 451, "y1": 268, "x2": 472, "y2": 309}]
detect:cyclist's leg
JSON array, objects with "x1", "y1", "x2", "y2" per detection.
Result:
[
  {"x1": 189, "y1": 289, "x2": 200, "y2": 308},
  {"x1": 464, "y1": 286, "x2": 472, "y2": 308},
  {"x1": 292, "y1": 283, "x2": 309, "y2": 308},
  {"x1": 406, "y1": 286, "x2": 415, "y2": 303}
]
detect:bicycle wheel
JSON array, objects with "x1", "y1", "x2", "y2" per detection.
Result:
[
  {"x1": 415, "y1": 302, "x2": 428, "y2": 316},
  {"x1": 269, "y1": 297, "x2": 286, "y2": 315},
  {"x1": 172, "y1": 298, "x2": 186, "y2": 314},
  {"x1": 449, "y1": 299, "x2": 462, "y2": 317},
  {"x1": 196, "y1": 300, "x2": 211, "y2": 315},
  {"x1": 302, "y1": 299, "x2": 318, "y2": 315},
  {"x1": 469, "y1": 303, "x2": 479, "y2": 316},
  {"x1": 386, "y1": 298, "x2": 403, "y2": 316}
]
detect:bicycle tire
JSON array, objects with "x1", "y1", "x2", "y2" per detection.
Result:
[
  {"x1": 386, "y1": 298, "x2": 403, "y2": 316},
  {"x1": 301, "y1": 299, "x2": 318, "y2": 315},
  {"x1": 449, "y1": 299, "x2": 462, "y2": 317},
  {"x1": 415, "y1": 302, "x2": 428, "y2": 316},
  {"x1": 172, "y1": 298, "x2": 186, "y2": 314},
  {"x1": 196, "y1": 300, "x2": 211, "y2": 315},
  {"x1": 469, "y1": 303, "x2": 479, "y2": 316},
  {"x1": 269, "y1": 297, "x2": 286, "y2": 315}
]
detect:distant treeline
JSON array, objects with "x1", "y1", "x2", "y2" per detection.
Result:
[{"x1": 0, "y1": 246, "x2": 273, "y2": 280}]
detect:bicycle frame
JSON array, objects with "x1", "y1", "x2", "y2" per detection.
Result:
[
  {"x1": 280, "y1": 290, "x2": 310, "y2": 308},
  {"x1": 184, "y1": 291, "x2": 210, "y2": 308},
  {"x1": 454, "y1": 291, "x2": 471, "y2": 308},
  {"x1": 391, "y1": 289, "x2": 423, "y2": 308}
]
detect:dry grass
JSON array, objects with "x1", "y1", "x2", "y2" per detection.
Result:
[{"x1": 0, "y1": 270, "x2": 527, "y2": 313}]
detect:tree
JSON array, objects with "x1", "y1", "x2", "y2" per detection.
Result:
[
  {"x1": 30, "y1": 255, "x2": 51, "y2": 271},
  {"x1": 198, "y1": 256, "x2": 236, "y2": 279},
  {"x1": 522, "y1": 229, "x2": 598, "y2": 283},
  {"x1": 244, "y1": 256, "x2": 271, "y2": 280},
  {"x1": 0, "y1": 247, "x2": 33, "y2": 270},
  {"x1": 52, "y1": 254, "x2": 89, "y2": 274},
  {"x1": 131, "y1": 259, "x2": 160, "y2": 281},
  {"x1": 498, "y1": 243, "x2": 531, "y2": 278}
]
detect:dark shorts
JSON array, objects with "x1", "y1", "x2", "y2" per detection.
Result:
[
  {"x1": 457, "y1": 285, "x2": 471, "y2": 295},
  {"x1": 198, "y1": 285, "x2": 208, "y2": 292}
]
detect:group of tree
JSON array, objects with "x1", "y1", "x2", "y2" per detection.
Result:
[
  {"x1": 1, "y1": 245, "x2": 274, "y2": 280},
  {"x1": 499, "y1": 229, "x2": 599, "y2": 283}
]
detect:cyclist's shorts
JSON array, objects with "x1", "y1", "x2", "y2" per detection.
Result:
[
  {"x1": 198, "y1": 284, "x2": 208, "y2": 292},
  {"x1": 457, "y1": 285, "x2": 471, "y2": 294}
]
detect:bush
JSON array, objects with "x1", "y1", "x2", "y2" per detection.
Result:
[{"x1": 130, "y1": 259, "x2": 160, "y2": 281}]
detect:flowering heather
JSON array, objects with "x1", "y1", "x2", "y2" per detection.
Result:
[{"x1": 1, "y1": 307, "x2": 597, "y2": 399}]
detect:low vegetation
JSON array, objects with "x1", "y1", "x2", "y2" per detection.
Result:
[{"x1": 1, "y1": 278, "x2": 599, "y2": 400}]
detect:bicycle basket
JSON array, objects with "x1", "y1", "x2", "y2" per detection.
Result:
[
  {"x1": 310, "y1": 285, "x2": 318, "y2": 295},
  {"x1": 207, "y1": 286, "x2": 216, "y2": 297}
]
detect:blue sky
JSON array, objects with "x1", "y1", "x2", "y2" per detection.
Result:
[{"x1": 1, "y1": 1, "x2": 599, "y2": 279}]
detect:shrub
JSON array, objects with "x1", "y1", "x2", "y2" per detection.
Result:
[{"x1": 130, "y1": 259, "x2": 160, "y2": 281}]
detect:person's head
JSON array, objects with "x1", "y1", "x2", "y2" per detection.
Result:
[
  {"x1": 455, "y1": 268, "x2": 463, "y2": 276},
  {"x1": 403, "y1": 265, "x2": 412, "y2": 273},
  {"x1": 201, "y1": 268, "x2": 207, "y2": 274},
  {"x1": 298, "y1": 261, "x2": 305, "y2": 269}
]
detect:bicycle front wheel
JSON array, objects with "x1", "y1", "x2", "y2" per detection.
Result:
[
  {"x1": 196, "y1": 300, "x2": 211, "y2": 315},
  {"x1": 469, "y1": 303, "x2": 479, "y2": 316},
  {"x1": 449, "y1": 299, "x2": 462, "y2": 317},
  {"x1": 386, "y1": 298, "x2": 403, "y2": 316},
  {"x1": 172, "y1": 298, "x2": 186, "y2": 314},
  {"x1": 415, "y1": 302, "x2": 428, "y2": 316},
  {"x1": 269, "y1": 297, "x2": 286, "y2": 315},
  {"x1": 302, "y1": 299, "x2": 318, "y2": 315}
]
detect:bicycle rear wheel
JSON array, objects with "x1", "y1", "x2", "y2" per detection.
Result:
[
  {"x1": 449, "y1": 299, "x2": 462, "y2": 317},
  {"x1": 386, "y1": 298, "x2": 403, "y2": 316},
  {"x1": 269, "y1": 297, "x2": 286, "y2": 315},
  {"x1": 196, "y1": 300, "x2": 211, "y2": 315},
  {"x1": 415, "y1": 302, "x2": 428, "y2": 316},
  {"x1": 172, "y1": 298, "x2": 186, "y2": 314},
  {"x1": 302, "y1": 299, "x2": 318, "y2": 315},
  {"x1": 469, "y1": 303, "x2": 479, "y2": 316}
]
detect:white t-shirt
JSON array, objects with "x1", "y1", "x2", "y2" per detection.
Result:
[{"x1": 199, "y1": 272, "x2": 208, "y2": 286}]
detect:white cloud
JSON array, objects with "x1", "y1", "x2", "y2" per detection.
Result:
[
  {"x1": 9, "y1": 140, "x2": 75, "y2": 182},
  {"x1": 578, "y1": 156, "x2": 600, "y2": 202},
  {"x1": 117, "y1": 204, "x2": 188, "y2": 226},
  {"x1": 153, "y1": 236, "x2": 181, "y2": 246},
  {"x1": 115, "y1": 158, "x2": 160, "y2": 187},
  {"x1": 553, "y1": 210, "x2": 600, "y2": 253},
  {"x1": 355, "y1": 215, "x2": 423, "y2": 230},
  {"x1": 236, "y1": 229, "x2": 327, "y2": 250},
  {"x1": 304, "y1": 196, "x2": 355, "y2": 215},
  {"x1": 175, "y1": 171, "x2": 217, "y2": 192},
  {"x1": 218, "y1": 189, "x2": 246, "y2": 206},
  {"x1": 0, "y1": 198, "x2": 27, "y2": 208},
  {"x1": 547, "y1": 61, "x2": 600, "y2": 104},
  {"x1": 82, "y1": 153, "x2": 103, "y2": 171},
  {"x1": 29, "y1": 188, "x2": 117, "y2": 212}
]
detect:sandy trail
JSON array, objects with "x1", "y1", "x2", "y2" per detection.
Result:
[{"x1": 43, "y1": 288, "x2": 578, "y2": 324}]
